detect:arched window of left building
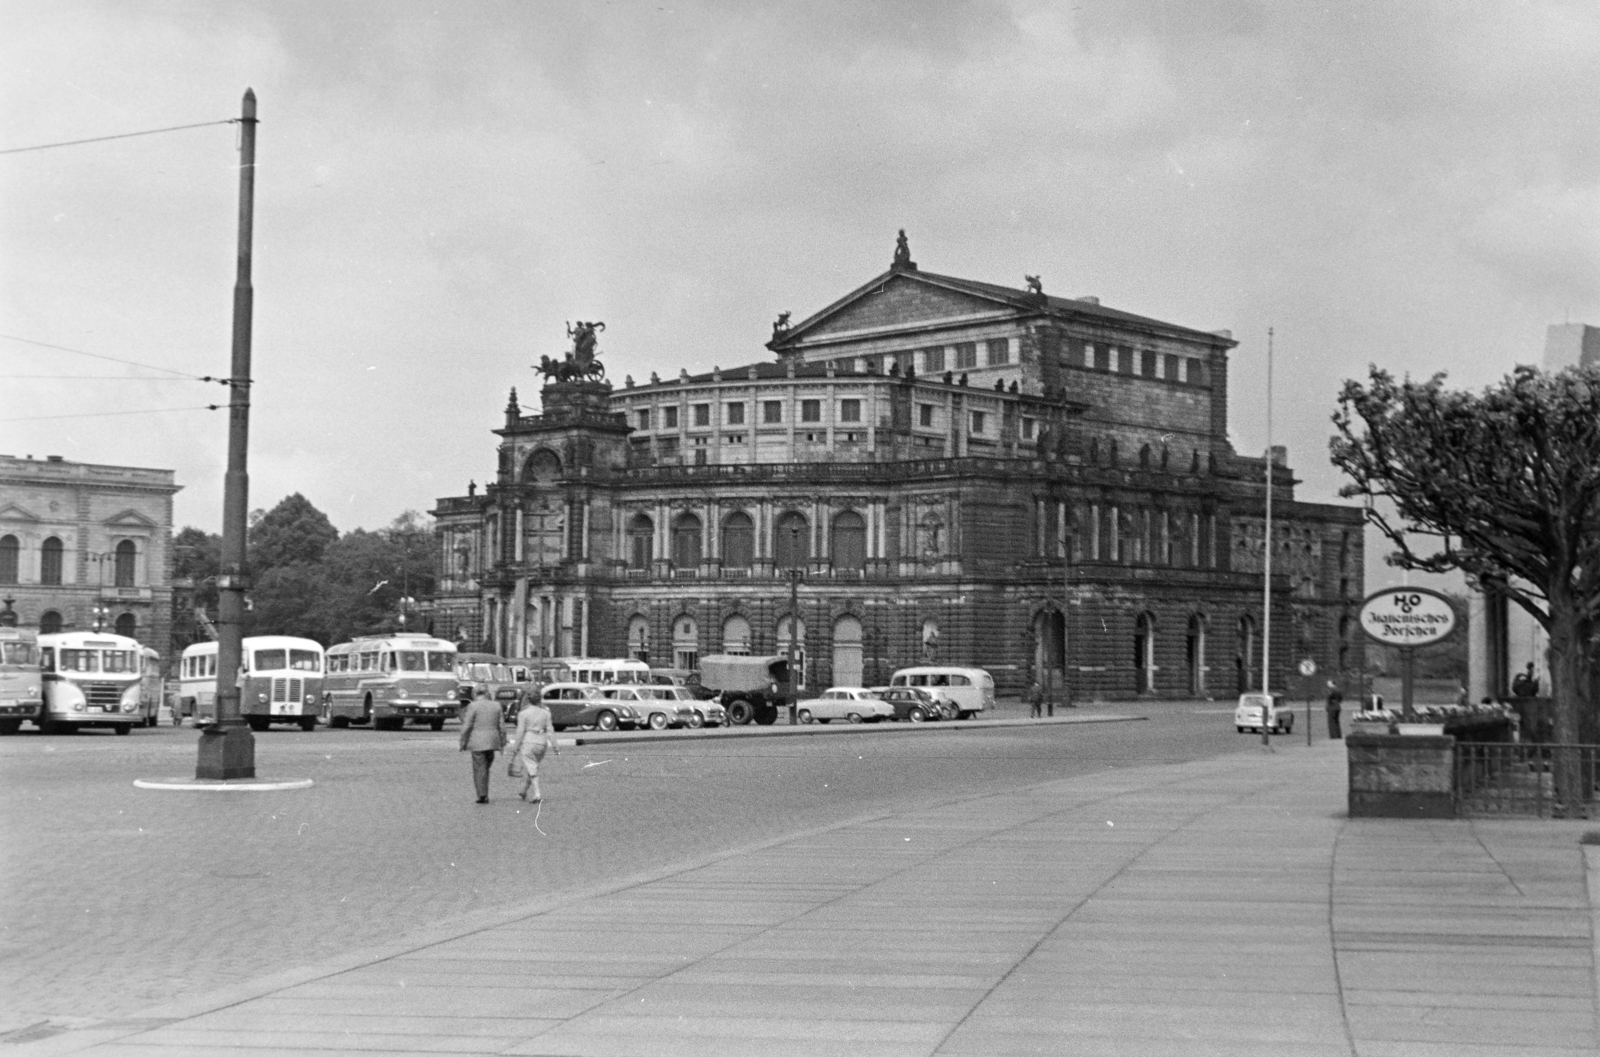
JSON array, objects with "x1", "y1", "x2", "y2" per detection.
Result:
[
  {"x1": 114, "y1": 540, "x2": 136, "y2": 587},
  {"x1": 0, "y1": 536, "x2": 17, "y2": 584},
  {"x1": 41, "y1": 537, "x2": 63, "y2": 585},
  {"x1": 627, "y1": 515, "x2": 654, "y2": 569}
]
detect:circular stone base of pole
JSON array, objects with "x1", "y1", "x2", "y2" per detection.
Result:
[{"x1": 133, "y1": 777, "x2": 313, "y2": 792}]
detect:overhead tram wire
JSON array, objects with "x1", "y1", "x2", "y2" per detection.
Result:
[
  {"x1": 0, "y1": 406, "x2": 227, "y2": 423},
  {"x1": 0, "y1": 118, "x2": 238, "y2": 156},
  {"x1": 0, "y1": 333, "x2": 231, "y2": 386}
]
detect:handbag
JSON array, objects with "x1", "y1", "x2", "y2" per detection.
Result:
[{"x1": 507, "y1": 752, "x2": 526, "y2": 778}]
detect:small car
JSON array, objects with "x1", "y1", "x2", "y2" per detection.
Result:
[
  {"x1": 796, "y1": 687, "x2": 895, "y2": 724},
  {"x1": 651, "y1": 684, "x2": 726, "y2": 728},
  {"x1": 540, "y1": 682, "x2": 640, "y2": 732},
  {"x1": 599, "y1": 685, "x2": 695, "y2": 730},
  {"x1": 1235, "y1": 692, "x2": 1294, "y2": 735},
  {"x1": 870, "y1": 685, "x2": 948, "y2": 723}
]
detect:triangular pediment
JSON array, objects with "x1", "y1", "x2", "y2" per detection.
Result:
[
  {"x1": 103, "y1": 508, "x2": 157, "y2": 529},
  {"x1": 0, "y1": 503, "x2": 42, "y2": 523},
  {"x1": 777, "y1": 270, "x2": 1026, "y2": 349}
]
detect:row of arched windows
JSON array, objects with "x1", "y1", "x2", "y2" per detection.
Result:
[
  {"x1": 0, "y1": 537, "x2": 138, "y2": 587},
  {"x1": 624, "y1": 510, "x2": 868, "y2": 571},
  {"x1": 3, "y1": 610, "x2": 135, "y2": 637}
]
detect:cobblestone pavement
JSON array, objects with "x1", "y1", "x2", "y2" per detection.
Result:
[{"x1": 0, "y1": 703, "x2": 1242, "y2": 1032}]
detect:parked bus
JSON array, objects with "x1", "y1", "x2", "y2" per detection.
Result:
[
  {"x1": 558, "y1": 658, "x2": 652, "y2": 685},
  {"x1": 0, "y1": 627, "x2": 43, "y2": 735},
  {"x1": 179, "y1": 637, "x2": 326, "y2": 731},
  {"x1": 38, "y1": 631, "x2": 144, "y2": 735},
  {"x1": 138, "y1": 646, "x2": 163, "y2": 727},
  {"x1": 323, "y1": 633, "x2": 458, "y2": 730}
]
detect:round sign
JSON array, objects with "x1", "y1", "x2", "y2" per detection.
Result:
[
  {"x1": 1298, "y1": 659, "x2": 1317, "y2": 677},
  {"x1": 1358, "y1": 587, "x2": 1458, "y2": 648}
]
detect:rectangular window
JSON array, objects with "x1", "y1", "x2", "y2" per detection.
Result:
[
  {"x1": 970, "y1": 411, "x2": 986, "y2": 434},
  {"x1": 763, "y1": 401, "x2": 783, "y2": 424},
  {"x1": 1140, "y1": 349, "x2": 1157, "y2": 377},
  {"x1": 1163, "y1": 353, "x2": 1180, "y2": 381},
  {"x1": 658, "y1": 436, "x2": 679, "y2": 456},
  {"x1": 1186, "y1": 358, "x2": 1205, "y2": 385},
  {"x1": 1021, "y1": 417, "x2": 1035, "y2": 440},
  {"x1": 919, "y1": 403, "x2": 935, "y2": 428},
  {"x1": 954, "y1": 342, "x2": 978, "y2": 370},
  {"x1": 725, "y1": 433, "x2": 745, "y2": 445},
  {"x1": 726, "y1": 402, "x2": 745, "y2": 425},
  {"x1": 637, "y1": 409, "x2": 651, "y2": 430},
  {"x1": 1093, "y1": 344, "x2": 1110, "y2": 371},
  {"x1": 801, "y1": 399, "x2": 821, "y2": 423},
  {"x1": 923, "y1": 346, "x2": 945, "y2": 372},
  {"x1": 693, "y1": 403, "x2": 710, "y2": 427},
  {"x1": 986, "y1": 338, "x2": 1010, "y2": 366},
  {"x1": 839, "y1": 399, "x2": 861, "y2": 423},
  {"x1": 1117, "y1": 347, "x2": 1134, "y2": 374},
  {"x1": 663, "y1": 406, "x2": 679, "y2": 429}
]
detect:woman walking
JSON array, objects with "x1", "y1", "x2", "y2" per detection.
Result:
[{"x1": 510, "y1": 688, "x2": 557, "y2": 803}]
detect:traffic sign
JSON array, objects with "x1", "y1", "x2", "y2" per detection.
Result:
[
  {"x1": 1298, "y1": 659, "x2": 1316, "y2": 677},
  {"x1": 1358, "y1": 587, "x2": 1458, "y2": 647}
]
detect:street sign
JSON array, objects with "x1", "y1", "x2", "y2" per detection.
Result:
[
  {"x1": 1358, "y1": 587, "x2": 1458, "y2": 648},
  {"x1": 1298, "y1": 659, "x2": 1316, "y2": 677}
]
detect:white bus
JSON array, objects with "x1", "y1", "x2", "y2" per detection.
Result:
[
  {"x1": 0, "y1": 627, "x2": 43, "y2": 735},
  {"x1": 558, "y1": 658, "x2": 652, "y2": 685},
  {"x1": 38, "y1": 631, "x2": 144, "y2": 735},
  {"x1": 323, "y1": 633, "x2": 458, "y2": 731},
  {"x1": 178, "y1": 636, "x2": 325, "y2": 731}
]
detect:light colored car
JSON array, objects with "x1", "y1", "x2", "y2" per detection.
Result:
[
  {"x1": 1235, "y1": 692, "x2": 1294, "y2": 735},
  {"x1": 652, "y1": 684, "x2": 726, "y2": 728},
  {"x1": 796, "y1": 687, "x2": 895, "y2": 724},
  {"x1": 600, "y1": 685, "x2": 695, "y2": 730}
]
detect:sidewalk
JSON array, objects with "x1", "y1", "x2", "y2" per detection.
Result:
[{"x1": 14, "y1": 735, "x2": 1599, "y2": 1056}]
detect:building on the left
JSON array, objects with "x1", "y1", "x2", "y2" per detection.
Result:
[{"x1": 0, "y1": 454, "x2": 180, "y2": 649}]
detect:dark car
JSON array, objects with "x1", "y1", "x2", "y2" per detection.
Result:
[
  {"x1": 540, "y1": 682, "x2": 640, "y2": 732},
  {"x1": 872, "y1": 685, "x2": 948, "y2": 722}
]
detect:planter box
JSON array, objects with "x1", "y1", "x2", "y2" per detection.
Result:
[
  {"x1": 1347, "y1": 732, "x2": 1456, "y2": 818},
  {"x1": 1395, "y1": 723, "x2": 1446, "y2": 736}
]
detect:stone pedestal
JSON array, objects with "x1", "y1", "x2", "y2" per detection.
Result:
[
  {"x1": 195, "y1": 722, "x2": 256, "y2": 780},
  {"x1": 1347, "y1": 732, "x2": 1455, "y2": 818}
]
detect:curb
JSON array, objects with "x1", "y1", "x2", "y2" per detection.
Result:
[{"x1": 566, "y1": 711, "x2": 1145, "y2": 747}]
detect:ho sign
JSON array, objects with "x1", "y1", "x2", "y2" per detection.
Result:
[{"x1": 1358, "y1": 587, "x2": 1458, "y2": 648}]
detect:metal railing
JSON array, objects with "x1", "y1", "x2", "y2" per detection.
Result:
[{"x1": 1455, "y1": 742, "x2": 1600, "y2": 819}]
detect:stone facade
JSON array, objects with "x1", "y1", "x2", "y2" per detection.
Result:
[
  {"x1": 431, "y1": 242, "x2": 1365, "y2": 698},
  {"x1": 0, "y1": 454, "x2": 180, "y2": 651}
]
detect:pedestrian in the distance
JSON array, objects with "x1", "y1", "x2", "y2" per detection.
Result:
[
  {"x1": 1325, "y1": 681, "x2": 1343, "y2": 740},
  {"x1": 458, "y1": 692, "x2": 505, "y2": 804},
  {"x1": 1026, "y1": 680, "x2": 1044, "y2": 718},
  {"x1": 509, "y1": 688, "x2": 557, "y2": 803}
]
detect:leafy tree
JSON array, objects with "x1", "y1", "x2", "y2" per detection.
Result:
[
  {"x1": 170, "y1": 526, "x2": 222, "y2": 652},
  {"x1": 1331, "y1": 365, "x2": 1600, "y2": 804},
  {"x1": 248, "y1": 493, "x2": 339, "y2": 572}
]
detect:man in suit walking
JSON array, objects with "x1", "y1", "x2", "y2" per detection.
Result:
[{"x1": 458, "y1": 693, "x2": 505, "y2": 803}]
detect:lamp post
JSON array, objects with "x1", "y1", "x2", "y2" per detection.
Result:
[{"x1": 785, "y1": 523, "x2": 802, "y2": 725}]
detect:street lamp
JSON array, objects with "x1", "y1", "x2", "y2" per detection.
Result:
[{"x1": 785, "y1": 522, "x2": 803, "y2": 725}]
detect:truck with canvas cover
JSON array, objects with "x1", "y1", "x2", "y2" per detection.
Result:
[{"x1": 696, "y1": 654, "x2": 790, "y2": 726}]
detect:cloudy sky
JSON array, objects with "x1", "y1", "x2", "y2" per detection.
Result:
[{"x1": 4, "y1": 1, "x2": 1598, "y2": 560}]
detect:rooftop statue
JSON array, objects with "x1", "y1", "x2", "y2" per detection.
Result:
[{"x1": 535, "y1": 321, "x2": 608, "y2": 383}]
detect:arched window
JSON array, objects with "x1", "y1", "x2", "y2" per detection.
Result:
[
  {"x1": 627, "y1": 614, "x2": 650, "y2": 662},
  {"x1": 832, "y1": 616, "x2": 863, "y2": 687},
  {"x1": 524, "y1": 448, "x2": 561, "y2": 484},
  {"x1": 831, "y1": 510, "x2": 866, "y2": 571},
  {"x1": 1134, "y1": 611, "x2": 1156, "y2": 693},
  {"x1": 1186, "y1": 613, "x2": 1208, "y2": 695},
  {"x1": 626, "y1": 514, "x2": 653, "y2": 569},
  {"x1": 0, "y1": 535, "x2": 17, "y2": 584},
  {"x1": 671, "y1": 513, "x2": 702, "y2": 568},
  {"x1": 41, "y1": 537, "x2": 64, "y2": 586},
  {"x1": 774, "y1": 511, "x2": 809, "y2": 570},
  {"x1": 721, "y1": 511, "x2": 754, "y2": 570},
  {"x1": 722, "y1": 614, "x2": 751, "y2": 655},
  {"x1": 114, "y1": 540, "x2": 136, "y2": 587},
  {"x1": 40, "y1": 610, "x2": 63, "y2": 634},
  {"x1": 115, "y1": 613, "x2": 137, "y2": 640},
  {"x1": 672, "y1": 615, "x2": 698, "y2": 671}
]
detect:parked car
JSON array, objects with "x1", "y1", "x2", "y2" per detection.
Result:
[
  {"x1": 796, "y1": 687, "x2": 895, "y2": 724},
  {"x1": 649, "y1": 684, "x2": 726, "y2": 728},
  {"x1": 599, "y1": 684, "x2": 694, "y2": 730},
  {"x1": 540, "y1": 682, "x2": 640, "y2": 732},
  {"x1": 871, "y1": 685, "x2": 950, "y2": 722},
  {"x1": 1235, "y1": 691, "x2": 1294, "y2": 735},
  {"x1": 887, "y1": 666, "x2": 994, "y2": 718}
]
